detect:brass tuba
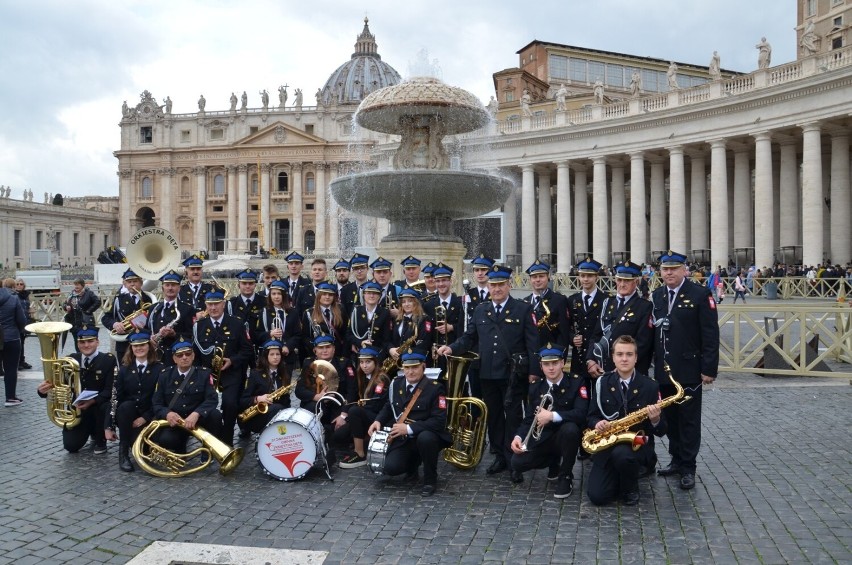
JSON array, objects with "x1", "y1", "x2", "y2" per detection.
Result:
[
  {"x1": 442, "y1": 352, "x2": 488, "y2": 470},
  {"x1": 26, "y1": 321, "x2": 82, "y2": 428},
  {"x1": 132, "y1": 417, "x2": 245, "y2": 477}
]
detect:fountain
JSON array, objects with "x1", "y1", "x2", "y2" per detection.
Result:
[{"x1": 329, "y1": 76, "x2": 513, "y2": 276}]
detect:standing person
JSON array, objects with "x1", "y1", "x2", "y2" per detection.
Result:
[
  {"x1": 430, "y1": 264, "x2": 463, "y2": 369},
  {"x1": 301, "y1": 282, "x2": 346, "y2": 356},
  {"x1": 387, "y1": 288, "x2": 433, "y2": 367},
  {"x1": 332, "y1": 259, "x2": 357, "y2": 316},
  {"x1": 464, "y1": 254, "x2": 495, "y2": 406},
  {"x1": 177, "y1": 255, "x2": 219, "y2": 315},
  {"x1": 102, "y1": 268, "x2": 155, "y2": 363},
  {"x1": 370, "y1": 257, "x2": 400, "y2": 317},
  {"x1": 395, "y1": 255, "x2": 422, "y2": 290},
  {"x1": 346, "y1": 281, "x2": 391, "y2": 366},
  {"x1": 283, "y1": 251, "x2": 311, "y2": 313},
  {"x1": 651, "y1": 251, "x2": 719, "y2": 490},
  {"x1": 228, "y1": 269, "x2": 265, "y2": 324},
  {"x1": 733, "y1": 269, "x2": 748, "y2": 304},
  {"x1": 145, "y1": 270, "x2": 195, "y2": 366},
  {"x1": 63, "y1": 277, "x2": 100, "y2": 352},
  {"x1": 437, "y1": 265, "x2": 539, "y2": 477},
  {"x1": 1, "y1": 278, "x2": 28, "y2": 405},
  {"x1": 524, "y1": 260, "x2": 570, "y2": 349},
  {"x1": 248, "y1": 280, "x2": 301, "y2": 377},
  {"x1": 348, "y1": 253, "x2": 371, "y2": 306},
  {"x1": 586, "y1": 335, "x2": 666, "y2": 506},
  {"x1": 14, "y1": 279, "x2": 33, "y2": 370}
]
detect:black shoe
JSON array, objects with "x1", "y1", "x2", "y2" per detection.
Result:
[
  {"x1": 623, "y1": 491, "x2": 640, "y2": 506},
  {"x1": 93, "y1": 442, "x2": 107, "y2": 455},
  {"x1": 657, "y1": 462, "x2": 682, "y2": 477},
  {"x1": 18, "y1": 361, "x2": 32, "y2": 370},
  {"x1": 486, "y1": 458, "x2": 507, "y2": 475},
  {"x1": 421, "y1": 484, "x2": 436, "y2": 497},
  {"x1": 404, "y1": 468, "x2": 419, "y2": 482},
  {"x1": 509, "y1": 470, "x2": 524, "y2": 484},
  {"x1": 638, "y1": 456, "x2": 657, "y2": 478},
  {"x1": 119, "y1": 447, "x2": 134, "y2": 472},
  {"x1": 554, "y1": 477, "x2": 573, "y2": 499},
  {"x1": 680, "y1": 473, "x2": 696, "y2": 490},
  {"x1": 576, "y1": 449, "x2": 590, "y2": 461},
  {"x1": 546, "y1": 464, "x2": 559, "y2": 481}
]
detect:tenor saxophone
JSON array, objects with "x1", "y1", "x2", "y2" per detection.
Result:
[{"x1": 581, "y1": 364, "x2": 690, "y2": 454}]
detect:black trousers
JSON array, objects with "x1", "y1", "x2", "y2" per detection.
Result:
[
  {"x1": 115, "y1": 401, "x2": 150, "y2": 448},
  {"x1": 62, "y1": 403, "x2": 108, "y2": 452},
  {"x1": 504, "y1": 374, "x2": 528, "y2": 448},
  {"x1": 510, "y1": 422, "x2": 581, "y2": 479},
  {"x1": 480, "y1": 378, "x2": 509, "y2": 462},
  {"x1": 586, "y1": 443, "x2": 656, "y2": 506},
  {"x1": 660, "y1": 382, "x2": 703, "y2": 473},
  {"x1": 151, "y1": 409, "x2": 224, "y2": 453},
  {"x1": 336, "y1": 405, "x2": 378, "y2": 444},
  {"x1": 219, "y1": 372, "x2": 245, "y2": 445},
  {"x1": 382, "y1": 430, "x2": 445, "y2": 486}
]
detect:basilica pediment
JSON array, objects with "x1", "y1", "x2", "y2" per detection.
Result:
[{"x1": 236, "y1": 122, "x2": 327, "y2": 146}]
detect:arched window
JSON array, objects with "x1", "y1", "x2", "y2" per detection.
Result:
[
  {"x1": 304, "y1": 230, "x2": 315, "y2": 253},
  {"x1": 277, "y1": 172, "x2": 289, "y2": 192},
  {"x1": 141, "y1": 177, "x2": 153, "y2": 198},
  {"x1": 214, "y1": 174, "x2": 225, "y2": 195},
  {"x1": 305, "y1": 172, "x2": 315, "y2": 194},
  {"x1": 181, "y1": 176, "x2": 190, "y2": 198},
  {"x1": 251, "y1": 174, "x2": 258, "y2": 196}
]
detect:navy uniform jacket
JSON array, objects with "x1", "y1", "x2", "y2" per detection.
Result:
[
  {"x1": 101, "y1": 290, "x2": 155, "y2": 332},
  {"x1": 448, "y1": 296, "x2": 539, "y2": 381},
  {"x1": 285, "y1": 276, "x2": 313, "y2": 314},
  {"x1": 345, "y1": 371, "x2": 390, "y2": 414},
  {"x1": 228, "y1": 294, "x2": 265, "y2": 324},
  {"x1": 145, "y1": 300, "x2": 196, "y2": 364},
  {"x1": 585, "y1": 293, "x2": 654, "y2": 375},
  {"x1": 374, "y1": 376, "x2": 452, "y2": 445},
  {"x1": 192, "y1": 314, "x2": 254, "y2": 381},
  {"x1": 109, "y1": 361, "x2": 162, "y2": 425},
  {"x1": 295, "y1": 356, "x2": 354, "y2": 410},
  {"x1": 300, "y1": 309, "x2": 347, "y2": 356},
  {"x1": 387, "y1": 315, "x2": 434, "y2": 359},
  {"x1": 346, "y1": 305, "x2": 392, "y2": 356},
  {"x1": 515, "y1": 373, "x2": 589, "y2": 447},
  {"x1": 339, "y1": 281, "x2": 359, "y2": 316},
  {"x1": 69, "y1": 351, "x2": 117, "y2": 408},
  {"x1": 651, "y1": 279, "x2": 719, "y2": 385},
  {"x1": 249, "y1": 307, "x2": 301, "y2": 359},
  {"x1": 239, "y1": 369, "x2": 289, "y2": 411},
  {"x1": 152, "y1": 365, "x2": 219, "y2": 420},
  {"x1": 566, "y1": 289, "x2": 609, "y2": 378},
  {"x1": 427, "y1": 294, "x2": 463, "y2": 350},
  {"x1": 524, "y1": 288, "x2": 571, "y2": 349},
  {"x1": 178, "y1": 281, "x2": 219, "y2": 314}
]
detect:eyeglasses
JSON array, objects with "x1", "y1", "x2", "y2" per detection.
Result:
[{"x1": 173, "y1": 351, "x2": 193, "y2": 358}]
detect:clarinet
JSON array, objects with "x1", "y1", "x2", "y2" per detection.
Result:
[{"x1": 109, "y1": 365, "x2": 118, "y2": 432}]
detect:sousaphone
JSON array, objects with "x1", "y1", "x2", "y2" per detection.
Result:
[{"x1": 125, "y1": 227, "x2": 183, "y2": 286}]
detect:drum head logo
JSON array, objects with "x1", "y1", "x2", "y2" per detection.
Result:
[{"x1": 263, "y1": 427, "x2": 315, "y2": 477}]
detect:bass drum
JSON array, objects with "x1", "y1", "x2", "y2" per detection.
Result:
[
  {"x1": 256, "y1": 408, "x2": 323, "y2": 481},
  {"x1": 366, "y1": 428, "x2": 391, "y2": 475}
]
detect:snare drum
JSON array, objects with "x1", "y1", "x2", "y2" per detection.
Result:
[
  {"x1": 256, "y1": 407, "x2": 324, "y2": 481},
  {"x1": 366, "y1": 428, "x2": 391, "y2": 475}
]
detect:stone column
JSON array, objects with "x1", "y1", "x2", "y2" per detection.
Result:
[
  {"x1": 649, "y1": 158, "x2": 667, "y2": 254},
  {"x1": 732, "y1": 147, "x2": 752, "y2": 251},
  {"x1": 830, "y1": 131, "x2": 850, "y2": 264},
  {"x1": 668, "y1": 147, "x2": 686, "y2": 252},
  {"x1": 315, "y1": 163, "x2": 327, "y2": 254},
  {"x1": 778, "y1": 141, "x2": 798, "y2": 248},
  {"x1": 710, "y1": 140, "x2": 729, "y2": 269},
  {"x1": 226, "y1": 165, "x2": 238, "y2": 252},
  {"x1": 237, "y1": 164, "x2": 248, "y2": 252},
  {"x1": 573, "y1": 164, "x2": 588, "y2": 257},
  {"x1": 537, "y1": 169, "x2": 552, "y2": 257},
  {"x1": 629, "y1": 152, "x2": 646, "y2": 263},
  {"x1": 521, "y1": 164, "x2": 536, "y2": 266},
  {"x1": 194, "y1": 166, "x2": 207, "y2": 252},
  {"x1": 118, "y1": 170, "x2": 133, "y2": 244},
  {"x1": 555, "y1": 161, "x2": 572, "y2": 273},
  {"x1": 689, "y1": 153, "x2": 707, "y2": 251},
  {"x1": 610, "y1": 160, "x2": 626, "y2": 256},
  {"x1": 592, "y1": 157, "x2": 609, "y2": 263},
  {"x1": 159, "y1": 168, "x2": 174, "y2": 232},
  {"x1": 801, "y1": 123, "x2": 823, "y2": 266},
  {"x1": 260, "y1": 164, "x2": 271, "y2": 250},
  {"x1": 291, "y1": 164, "x2": 303, "y2": 250},
  {"x1": 753, "y1": 132, "x2": 774, "y2": 268},
  {"x1": 503, "y1": 181, "x2": 518, "y2": 261},
  {"x1": 329, "y1": 164, "x2": 340, "y2": 254}
]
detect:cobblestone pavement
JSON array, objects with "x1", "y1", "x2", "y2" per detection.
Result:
[{"x1": 1, "y1": 335, "x2": 850, "y2": 564}]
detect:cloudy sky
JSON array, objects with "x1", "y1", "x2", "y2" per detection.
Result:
[{"x1": 0, "y1": 0, "x2": 796, "y2": 199}]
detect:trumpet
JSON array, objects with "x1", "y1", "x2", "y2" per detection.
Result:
[
  {"x1": 534, "y1": 298, "x2": 553, "y2": 330},
  {"x1": 432, "y1": 303, "x2": 447, "y2": 363},
  {"x1": 520, "y1": 389, "x2": 554, "y2": 451},
  {"x1": 110, "y1": 299, "x2": 153, "y2": 341},
  {"x1": 238, "y1": 380, "x2": 297, "y2": 423},
  {"x1": 270, "y1": 310, "x2": 284, "y2": 337}
]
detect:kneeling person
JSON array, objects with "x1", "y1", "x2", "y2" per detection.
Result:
[
  {"x1": 239, "y1": 340, "x2": 291, "y2": 435},
  {"x1": 338, "y1": 346, "x2": 390, "y2": 468},
  {"x1": 510, "y1": 344, "x2": 588, "y2": 498},
  {"x1": 367, "y1": 350, "x2": 451, "y2": 496}
]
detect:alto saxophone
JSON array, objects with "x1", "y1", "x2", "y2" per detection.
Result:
[
  {"x1": 381, "y1": 331, "x2": 418, "y2": 375},
  {"x1": 238, "y1": 379, "x2": 297, "y2": 423},
  {"x1": 581, "y1": 363, "x2": 690, "y2": 454}
]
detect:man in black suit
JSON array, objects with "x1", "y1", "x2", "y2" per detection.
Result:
[
  {"x1": 228, "y1": 269, "x2": 265, "y2": 324},
  {"x1": 368, "y1": 350, "x2": 451, "y2": 497},
  {"x1": 652, "y1": 251, "x2": 719, "y2": 491},
  {"x1": 332, "y1": 258, "x2": 357, "y2": 316},
  {"x1": 146, "y1": 270, "x2": 196, "y2": 366},
  {"x1": 102, "y1": 268, "x2": 155, "y2": 362},
  {"x1": 438, "y1": 264, "x2": 539, "y2": 478},
  {"x1": 430, "y1": 264, "x2": 463, "y2": 369},
  {"x1": 510, "y1": 344, "x2": 588, "y2": 497},
  {"x1": 463, "y1": 254, "x2": 494, "y2": 406},
  {"x1": 566, "y1": 257, "x2": 608, "y2": 381},
  {"x1": 586, "y1": 335, "x2": 666, "y2": 506},
  {"x1": 524, "y1": 260, "x2": 570, "y2": 350},
  {"x1": 177, "y1": 255, "x2": 219, "y2": 315},
  {"x1": 585, "y1": 261, "x2": 654, "y2": 377},
  {"x1": 283, "y1": 251, "x2": 312, "y2": 314}
]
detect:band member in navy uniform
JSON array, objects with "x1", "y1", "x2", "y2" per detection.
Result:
[
  {"x1": 367, "y1": 350, "x2": 452, "y2": 496},
  {"x1": 239, "y1": 340, "x2": 291, "y2": 434},
  {"x1": 586, "y1": 335, "x2": 665, "y2": 506},
  {"x1": 524, "y1": 260, "x2": 570, "y2": 349},
  {"x1": 421, "y1": 262, "x2": 438, "y2": 298},
  {"x1": 248, "y1": 280, "x2": 300, "y2": 378},
  {"x1": 332, "y1": 258, "x2": 357, "y2": 316},
  {"x1": 228, "y1": 269, "x2": 265, "y2": 324},
  {"x1": 652, "y1": 251, "x2": 719, "y2": 491},
  {"x1": 348, "y1": 253, "x2": 371, "y2": 307},
  {"x1": 301, "y1": 282, "x2": 346, "y2": 357},
  {"x1": 283, "y1": 251, "x2": 311, "y2": 313},
  {"x1": 106, "y1": 331, "x2": 162, "y2": 472},
  {"x1": 429, "y1": 264, "x2": 463, "y2": 371},
  {"x1": 586, "y1": 261, "x2": 654, "y2": 377},
  {"x1": 464, "y1": 254, "x2": 495, "y2": 404},
  {"x1": 370, "y1": 257, "x2": 400, "y2": 318},
  {"x1": 394, "y1": 255, "x2": 422, "y2": 290},
  {"x1": 150, "y1": 341, "x2": 223, "y2": 454},
  {"x1": 510, "y1": 344, "x2": 587, "y2": 497},
  {"x1": 192, "y1": 291, "x2": 254, "y2": 445},
  {"x1": 338, "y1": 346, "x2": 391, "y2": 469},
  {"x1": 387, "y1": 288, "x2": 434, "y2": 367},
  {"x1": 438, "y1": 264, "x2": 539, "y2": 478},
  {"x1": 37, "y1": 327, "x2": 117, "y2": 454},
  {"x1": 346, "y1": 281, "x2": 391, "y2": 366},
  {"x1": 102, "y1": 268, "x2": 155, "y2": 363},
  {"x1": 146, "y1": 270, "x2": 195, "y2": 366},
  {"x1": 178, "y1": 255, "x2": 218, "y2": 314}
]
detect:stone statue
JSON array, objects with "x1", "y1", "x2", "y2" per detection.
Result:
[
  {"x1": 293, "y1": 88, "x2": 303, "y2": 108},
  {"x1": 278, "y1": 85, "x2": 288, "y2": 108},
  {"x1": 593, "y1": 78, "x2": 604, "y2": 105},
  {"x1": 554, "y1": 84, "x2": 568, "y2": 112},
  {"x1": 756, "y1": 37, "x2": 772, "y2": 69},
  {"x1": 800, "y1": 21, "x2": 818, "y2": 55},
  {"x1": 260, "y1": 89, "x2": 269, "y2": 110},
  {"x1": 629, "y1": 70, "x2": 642, "y2": 97},
  {"x1": 709, "y1": 51, "x2": 721, "y2": 81},
  {"x1": 229, "y1": 92, "x2": 238, "y2": 111},
  {"x1": 520, "y1": 89, "x2": 533, "y2": 117},
  {"x1": 44, "y1": 192, "x2": 49, "y2": 204},
  {"x1": 667, "y1": 62, "x2": 679, "y2": 90},
  {"x1": 121, "y1": 100, "x2": 129, "y2": 117},
  {"x1": 486, "y1": 95, "x2": 499, "y2": 117},
  {"x1": 241, "y1": 91, "x2": 248, "y2": 111},
  {"x1": 198, "y1": 94, "x2": 206, "y2": 112},
  {"x1": 315, "y1": 87, "x2": 323, "y2": 106}
]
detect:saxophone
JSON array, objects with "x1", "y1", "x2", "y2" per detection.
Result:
[
  {"x1": 238, "y1": 379, "x2": 298, "y2": 423},
  {"x1": 581, "y1": 364, "x2": 690, "y2": 454},
  {"x1": 381, "y1": 331, "x2": 418, "y2": 375}
]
